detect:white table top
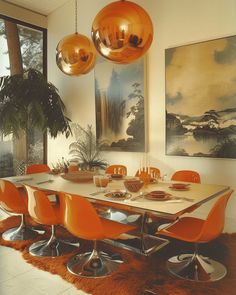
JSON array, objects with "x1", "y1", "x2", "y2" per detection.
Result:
[{"x1": 4, "y1": 173, "x2": 230, "y2": 218}]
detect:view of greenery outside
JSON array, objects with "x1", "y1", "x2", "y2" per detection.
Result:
[{"x1": 0, "y1": 17, "x2": 45, "y2": 177}]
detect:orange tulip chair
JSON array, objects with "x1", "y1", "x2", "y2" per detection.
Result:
[
  {"x1": 26, "y1": 164, "x2": 50, "y2": 174},
  {"x1": 135, "y1": 167, "x2": 160, "y2": 179},
  {"x1": 24, "y1": 185, "x2": 77, "y2": 257},
  {"x1": 171, "y1": 170, "x2": 201, "y2": 183},
  {"x1": 158, "y1": 189, "x2": 234, "y2": 282},
  {"x1": 62, "y1": 192, "x2": 136, "y2": 277},
  {"x1": 26, "y1": 163, "x2": 57, "y2": 196},
  {"x1": 0, "y1": 180, "x2": 38, "y2": 241},
  {"x1": 170, "y1": 170, "x2": 201, "y2": 214},
  {"x1": 105, "y1": 165, "x2": 127, "y2": 176}
]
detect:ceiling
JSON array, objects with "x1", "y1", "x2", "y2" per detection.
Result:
[{"x1": 3, "y1": 0, "x2": 70, "y2": 16}]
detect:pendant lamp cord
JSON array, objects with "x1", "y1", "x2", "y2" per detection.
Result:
[{"x1": 75, "y1": 0, "x2": 78, "y2": 33}]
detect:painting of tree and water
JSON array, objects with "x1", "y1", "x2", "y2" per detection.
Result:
[
  {"x1": 95, "y1": 57, "x2": 145, "y2": 152},
  {"x1": 166, "y1": 35, "x2": 236, "y2": 159}
]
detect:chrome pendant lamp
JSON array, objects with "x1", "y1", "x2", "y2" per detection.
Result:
[
  {"x1": 56, "y1": 0, "x2": 96, "y2": 76},
  {"x1": 91, "y1": 0, "x2": 153, "y2": 64}
]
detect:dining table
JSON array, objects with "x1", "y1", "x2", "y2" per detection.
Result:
[{"x1": 2, "y1": 172, "x2": 230, "y2": 256}]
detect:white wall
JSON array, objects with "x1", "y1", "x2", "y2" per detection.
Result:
[{"x1": 47, "y1": 0, "x2": 236, "y2": 232}]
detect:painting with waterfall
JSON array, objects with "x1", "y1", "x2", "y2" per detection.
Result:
[
  {"x1": 165, "y1": 35, "x2": 236, "y2": 159},
  {"x1": 95, "y1": 57, "x2": 145, "y2": 152}
]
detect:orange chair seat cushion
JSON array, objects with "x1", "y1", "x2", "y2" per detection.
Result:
[
  {"x1": 52, "y1": 204, "x2": 62, "y2": 223},
  {"x1": 33, "y1": 203, "x2": 62, "y2": 226},
  {"x1": 0, "y1": 181, "x2": 28, "y2": 215},
  {"x1": 24, "y1": 185, "x2": 62, "y2": 226},
  {"x1": 159, "y1": 190, "x2": 233, "y2": 245},
  {"x1": 71, "y1": 218, "x2": 136, "y2": 241},
  {"x1": 159, "y1": 217, "x2": 205, "y2": 242},
  {"x1": 19, "y1": 188, "x2": 29, "y2": 213},
  {"x1": 100, "y1": 218, "x2": 136, "y2": 239}
]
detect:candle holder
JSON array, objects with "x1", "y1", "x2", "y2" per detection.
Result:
[{"x1": 138, "y1": 171, "x2": 151, "y2": 186}]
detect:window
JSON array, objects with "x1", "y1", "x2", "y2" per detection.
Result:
[{"x1": 0, "y1": 15, "x2": 47, "y2": 177}]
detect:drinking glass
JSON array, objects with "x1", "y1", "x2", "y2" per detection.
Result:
[
  {"x1": 93, "y1": 175, "x2": 101, "y2": 187},
  {"x1": 99, "y1": 175, "x2": 110, "y2": 188},
  {"x1": 93, "y1": 175, "x2": 109, "y2": 191}
]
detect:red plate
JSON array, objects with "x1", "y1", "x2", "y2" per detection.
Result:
[
  {"x1": 104, "y1": 190, "x2": 131, "y2": 200},
  {"x1": 145, "y1": 191, "x2": 171, "y2": 201},
  {"x1": 169, "y1": 187, "x2": 190, "y2": 191}
]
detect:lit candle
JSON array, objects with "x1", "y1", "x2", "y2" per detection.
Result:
[
  {"x1": 145, "y1": 153, "x2": 147, "y2": 172},
  {"x1": 144, "y1": 153, "x2": 146, "y2": 172},
  {"x1": 148, "y1": 155, "x2": 150, "y2": 175},
  {"x1": 139, "y1": 156, "x2": 142, "y2": 174},
  {"x1": 141, "y1": 154, "x2": 144, "y2": 172}
]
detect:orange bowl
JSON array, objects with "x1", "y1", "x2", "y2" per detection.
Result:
[{"x1": 124, "y1": 180, "x2": 143, "y2": 192}]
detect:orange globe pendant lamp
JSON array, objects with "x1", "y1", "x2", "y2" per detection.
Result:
[
  {"x1": 91, "y1": 0, "x2": 153, "y2": 64},
  {"x1": 56, "y1": 33, "x2": 96, "y2": 76},
  {"x1": 56, "y1": 0, "x2": 96, "y2": 76}
]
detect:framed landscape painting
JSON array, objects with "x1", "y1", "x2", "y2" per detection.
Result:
[
  {"x1": 165, "y1": 35, "x2": 236, "y2": 159},
  {"x1": 95, "y1": 57, "x2": 146, "y2": 152}
]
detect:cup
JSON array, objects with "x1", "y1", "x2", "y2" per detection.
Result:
[
  {"x1": 93, "y1": 175, "x2": 110, "y2": 188},
  {"x1": 99, "y1": 175, "x2": 110, "y2": 187},
  {"x1": 93, "y1": 175, "x2": 101, "y2": 187}
]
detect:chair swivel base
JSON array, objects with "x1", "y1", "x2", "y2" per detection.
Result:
[
  {"x1": 100, "y1": 251, "x2": 124, "y2": 264},
  {"x1": 29, "y1": 239, "x2": 78, "y2": 257},
  {"x1": 167, "y1": 253, "x2": 227, "y2": 282},
  {"x1": 67, "y1": 250, "x2": 123, "y2": 278},
  {"x1": 2, "y1": 226, "x2": 39, "y2": 241}
]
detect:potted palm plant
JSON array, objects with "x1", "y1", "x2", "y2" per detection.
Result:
[
  {"x1": 0, "y1": 68, "x2": 71, "y2": 138},
  {"x1": 69, "y1": 124, "x2": 107, "y2": 171}
]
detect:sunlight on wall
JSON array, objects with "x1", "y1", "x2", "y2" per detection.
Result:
[{"x1": 47, "y1": 0, "x2": 236, "y2": 232}]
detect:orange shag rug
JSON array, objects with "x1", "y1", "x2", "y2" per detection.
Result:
[{"x1": 0, "y1": 216, "x2": 236, "y2": 295}]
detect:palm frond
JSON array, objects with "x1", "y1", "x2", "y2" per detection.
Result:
[
  {"x1": 69, "y1": 124, "x2": 107, "y2": 170},
  {"x1": 0, "y1": 68, "x2": 71, "y2": 138}
]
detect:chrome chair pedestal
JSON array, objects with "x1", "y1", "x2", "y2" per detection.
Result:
[
  {"x1": 2, "y1": 214, "x2": 39, "y2": 241},
  {"x1": 29, "y1": 225, "x2": 78, "y2": 257},
  {"x1": 159, "y1": 191, "x2": 233, "y2": 283},
  {"x1": 67, "y1": 241, "x2": 122, "y2": 278},
  {"x1": 167, "y1": 252, "x2": 227, "y2": 282}
]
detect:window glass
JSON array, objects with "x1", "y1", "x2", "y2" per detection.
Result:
[
  {"x1": 18, "y1": 24, "x2": 43, "y2": 71},
  {"x1": 0, "y1": 18, "x2": 10, "y2": 76},
  {"x1": 0, "y1": 17, "x2": 46, "y2": 177}
]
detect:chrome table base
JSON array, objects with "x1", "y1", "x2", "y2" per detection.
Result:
[
  {"x1": 167, "y1": 253, "x2": 227, "y2": 282},
  {"x1": 67, "y1": 248, "x2": 123, "y2": 278}
]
